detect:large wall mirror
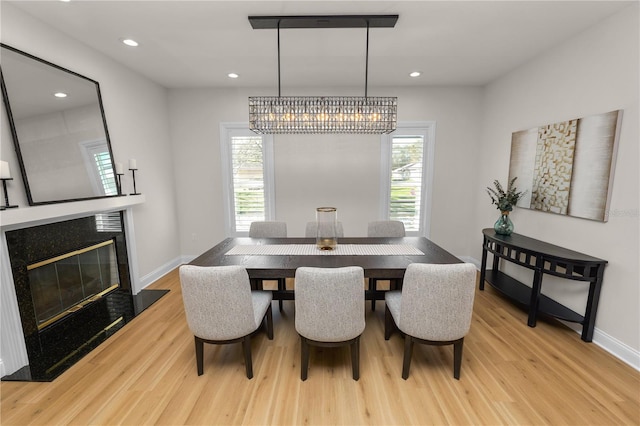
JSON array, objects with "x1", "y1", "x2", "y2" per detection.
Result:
[{"x1": 0, "y1": 44, "x2": 118, "y2": 205}]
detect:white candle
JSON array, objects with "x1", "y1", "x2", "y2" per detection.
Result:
[
  {"x1": 115, "y1": 163, "x2": 124, "y2": 174},
  {"x1": 0, "y1": 161, "x2": 11, "y2": 179},
  {"x1": 129, "y1": 159, "x2": 137, "y2": 170}
]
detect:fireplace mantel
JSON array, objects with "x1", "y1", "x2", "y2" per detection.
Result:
[{"x1": 0, "y1": 195, "x2": 145, "y2": 231}]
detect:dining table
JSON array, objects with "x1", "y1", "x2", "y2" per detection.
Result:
[{"x1": 188, "y1": 236, "x2": 462, "y2": 302}]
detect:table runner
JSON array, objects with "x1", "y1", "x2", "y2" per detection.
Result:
[{"x1": 225, "y1": 244, "x2": 424, "y2": 256}]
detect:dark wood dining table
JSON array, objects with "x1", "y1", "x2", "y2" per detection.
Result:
[{"x1": 189, "y1": 237, "x2": 462, "y2": 301}]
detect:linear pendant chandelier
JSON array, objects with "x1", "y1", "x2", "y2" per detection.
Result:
[{"x1": 248, "y1": 15, "x2": 399, "y2": 134}]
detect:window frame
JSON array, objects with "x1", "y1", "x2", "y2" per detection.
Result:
[
  {"x1": 220, "y1": 123, "x2": 275, "y2": 236},
  {"x1": 379, "y1": 121, "x2": 436, "y2": 237}
]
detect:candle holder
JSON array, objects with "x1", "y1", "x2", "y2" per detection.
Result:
[
  {"x1": 116, "y1": 173, "x2": 126, "y2": 196},
  {"x1": 1, "y1": 178, "x2": 18, "y2": 210},
  {"x1": 129, "y1": 168, "x2": 141, "y2": 195}
]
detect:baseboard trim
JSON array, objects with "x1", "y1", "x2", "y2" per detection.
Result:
[
  {"x1": 558, "y1": 320, "x2": 640, "y2": 371},
  {"x1": 0, "y1": 360, "x2": 5, "y2": 378},
  {"x1": 138, "y1": 256, "x2": 185, "y2": 290}
]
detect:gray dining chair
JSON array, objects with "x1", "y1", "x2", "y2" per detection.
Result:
[
  {"x1": 367, "y1": 220, "x2": 406, "y2": 238},
  {"x1": 384, "y1": 262, "x2": 477, "y2": 380},
  {"x1": 248, "y1": 221, "x2": 287, "y2": 238},
  {"x1": 304, "y1": 221, "x2": 345, "y2": 238},
  {"x1": 179, "y1": 265, "x2": 273, "y2": 379},
  {"x1": 295, "y1": 266, "x2": 366, "y2": 381},
  {"x1": 367, "y1": 220, "x2": 406, "y2": 310},
  {"x1": 249, "y1": 221, "x2": 287, "y2": 311}
]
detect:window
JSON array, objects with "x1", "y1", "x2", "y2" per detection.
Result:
[
  {"x1": 220, "y1": 123, "x2": 275, "y2": 236},
  {"x1": 380, "y1": 122, "x2": 435, "y2": 236},
  {"x1": 81, "y1": 140, "x2": 118, "y2": 196}
]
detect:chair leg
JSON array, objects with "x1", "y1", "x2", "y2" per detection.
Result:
[
  {"x1": 453, "y1": 338, "x2": 464, "y2": 380},
  {"x1": 370, "y1": 279, "x2": 377, "y2": 311},
  {"x1": 384, "y1": 304, "x2": 394, "y2": 340},
  {"x1": 195, "y1": 336, "x2": 204, "y2": 376},
  {"x1": 277, "y1": 279, "x2": 285, "y2": 311},
  {"x1": 351, "y1": 336, "x2": 360, "y2": 381},
  {"x1": 402, "y1": 335, "x2": 414, "y2": 380},
  {"x1": 242, "y1": 336, "x2": 253, "y2": 379},
  {"x1": 300, "y1": 336, "x2": 309, "y2": 381},
  {"x1": 265, "y1": 304, "x2": 274, "y2": 340}
]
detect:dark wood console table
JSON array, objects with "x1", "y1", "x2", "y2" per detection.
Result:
[{"x1": 479, "y1": 229, "x2": 607, "y2": 342}]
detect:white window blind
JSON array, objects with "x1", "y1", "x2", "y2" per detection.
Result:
[
  {"x1": 389, "y1": 136, "x2": 424, "y2": 232},
  {"x1": 95, "y1": 211, "x2": 122, "y2": 233},
  {"x1": 381, "y1": 122, "x2": 435, "y2": 237},
  {"x1": 93, "y1": 151, "x2": 118, "y2": 196},
  {"x1": 220, "y1": 123, "x2": 275, "y2": 236},
  {"x1": 231, "y1": 135, "x2": 266, "y2": 232}
]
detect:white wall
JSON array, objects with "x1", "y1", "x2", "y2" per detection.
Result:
[
  {"x1": 168, "y1": 86, "x2": 483, "y2": 257},
  {"x1": 475, "y1": 4, "x2": 639, "y2": 356}
]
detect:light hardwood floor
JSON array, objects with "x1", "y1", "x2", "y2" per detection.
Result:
[{"x1": 2, "y1": 269, "x2": 639, "y2": 425}]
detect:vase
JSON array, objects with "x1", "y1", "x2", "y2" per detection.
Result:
[
  {"x1": 316, "y1": 207, "x2": 338, "y2": 250},
  {"x1": 494, "y1": 211, "x2": 514, "y2": 236}
]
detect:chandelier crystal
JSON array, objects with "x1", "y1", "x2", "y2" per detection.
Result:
[{"x1": 249, "y1": 96, "x2": 397, "y2": 134}]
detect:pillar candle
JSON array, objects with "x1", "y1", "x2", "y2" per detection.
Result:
[
  {"x1": 115, "y1": 163, "x2": 124, "y2": 174},
  {"x1": 129, "y1": 159, "x2": 137, "y2": 169},
  {"x1": 0, "y1": 161, "x2": 11, "y2": 179}
]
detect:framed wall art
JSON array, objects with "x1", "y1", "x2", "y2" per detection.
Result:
[{"x1": 508, "y1": 110, "x2": 622, "y2": 222}]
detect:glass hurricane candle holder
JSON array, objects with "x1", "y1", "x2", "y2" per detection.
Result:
[{"x1": 316, "y1": 207, "x2": 338, "y2": 250}]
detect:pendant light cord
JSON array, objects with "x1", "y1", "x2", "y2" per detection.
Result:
[
  {"x1": 276, "y1": 18, "x2": 370, "y2": 98},
  {"x1": 277, "y1": 20, "x2": 281, "y2": 97},
  {"x1": 365, "y1": 19, "x2": 370, "y2": 98}
]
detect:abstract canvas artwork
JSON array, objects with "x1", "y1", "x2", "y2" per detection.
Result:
[{"x1": 509, "y1": 110, "x2": 622, "y2": 222}]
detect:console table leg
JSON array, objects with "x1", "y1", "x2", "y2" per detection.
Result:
[
  {"x1": 527, "y1": 266, "x2": 543, "y2": 327},
  {"x1": 479, "y1": 246, "x2": 488, "y2": 291},
  {"x1": 582, "y1": 276, "x2": 603, "y2": 342}
]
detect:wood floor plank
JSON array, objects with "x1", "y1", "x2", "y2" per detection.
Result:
[{"x1": 2, "y1": 269, "x2": 639, "y2": 425}]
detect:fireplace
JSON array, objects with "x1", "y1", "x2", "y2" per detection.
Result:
[{"x1": 2, "y1": 211, "x2": 167, "y2": 382}]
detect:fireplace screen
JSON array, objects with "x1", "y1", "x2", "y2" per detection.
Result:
[{"x1": 27, "y1": 240, "x2": 120, "y2": 330}]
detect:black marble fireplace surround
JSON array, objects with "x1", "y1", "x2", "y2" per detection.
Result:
[{"x1": 2, "y1": 212, "x2": 167, "y2": 382}]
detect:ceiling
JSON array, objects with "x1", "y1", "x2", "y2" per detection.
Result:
[{"x1": 7, "y1": 1, "x2": 633, "y2": 90}]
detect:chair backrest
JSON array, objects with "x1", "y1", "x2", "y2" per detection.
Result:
[
  {"x1": 367, "y1": 220, "x2": 405, "y2": 237},
  {"x1": 295, "y1": 266, "x2": 365, "y2": 342},
  {"x1": 179, "y1": 265, "x2": 256, "y2": 340},
  {"x1": 249, "y1": 221, "x2": 287, "y2": 238},
  {"x1": 399, "y1": 263, "x2": 477, "y2": 341},
  {"x1": 304, "y1": 221, "x2": 345, "y2": 238}
]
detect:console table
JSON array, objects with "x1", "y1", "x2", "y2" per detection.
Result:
[{"x1": 479, "y1": 229, "x2": 607, "y2": 342}]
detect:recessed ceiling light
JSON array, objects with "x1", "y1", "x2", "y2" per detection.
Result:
[
  {"x1": 122, "y1": 39, "x2": 139, "y2": 47},
  {"x1": 409, "y1": 71, "x2": 421, "y2": 78},
  {"x1": 228, "y1": 73, "x2": 239, "y2": 79},
  {"x1": 59, "y1": 0, "x2": 71, "y2": 2},
  {"x1": 54, "y1": 92, "x2": 68, "y2": 98}
]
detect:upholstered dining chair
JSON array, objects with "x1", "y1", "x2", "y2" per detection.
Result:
[
  {"x1": 179, "y1": 265, "x2": 273, "y2": 379},
  {"x1": 384, "y1": 262, "x2": 477, "y2": 380},
  {"x1": 367, "y1": 220, "x2": 406, "y2": 238},
  {"x1": 294, "y1": 266, "x2": 366, "y2": 381},
  {"x1": 248, "y1": 221, "x2": 287, "y2": 238},
  {"x1": 304, "y1": 221, "x2": 345, "y2": 238},
  {"x1": 367, "y1": 220, "x2": 406, "y2": 310},
  {"x1": 248, "y1": 221, "x2": 287, "y2": 311}
]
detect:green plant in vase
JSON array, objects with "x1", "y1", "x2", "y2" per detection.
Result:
[{"x1": 487, "y1": 177, "x2": 526, "y2": 235}]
